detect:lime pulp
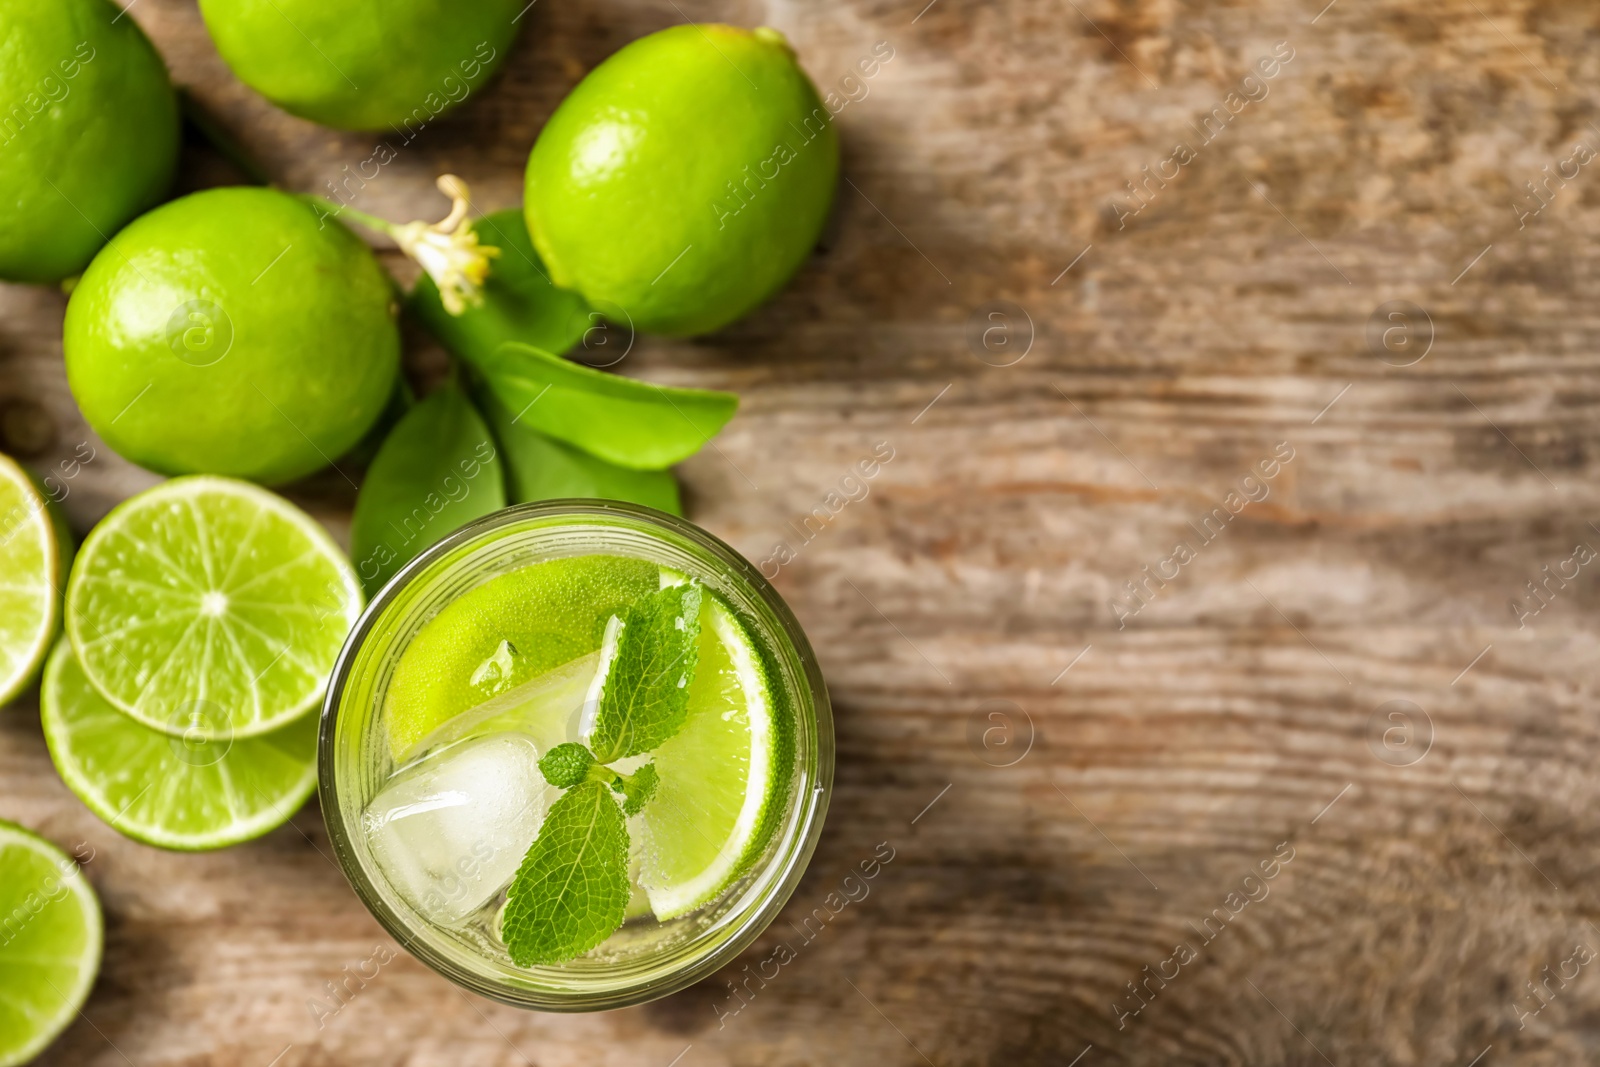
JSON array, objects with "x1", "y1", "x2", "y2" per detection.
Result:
[
  {"x1": 0, "y1": 453, "x2": 65, "y2": 706},
  {"x1": 41, "y1": 639, "x2": 319, "y2": 851},
  {"x1": 65, "y1": 476, "x2": 362, "y2": 739},
  {"x1": 382, "y1": 554, "x2": 659, "y2": 759},
  {"x1": 0, "y1": 820, "x2": 102, "y2": 1067},
  {"x1": 630, "y1": 583, "x2": 780, "y2": 919}
]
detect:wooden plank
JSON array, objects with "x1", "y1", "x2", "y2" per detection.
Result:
[{"x1": 3, "y1": 0, "x2": 1599, "y2": 1062}]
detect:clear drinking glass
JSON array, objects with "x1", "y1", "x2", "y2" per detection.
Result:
[{"x1": 318, "y1": 501, "x2": 833, "y2": 1011}]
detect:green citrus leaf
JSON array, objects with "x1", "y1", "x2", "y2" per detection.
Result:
[
  {"x1": 477, "y1": 385, "x2": 681, "y2": 515},
  {"x1": 481, "y1": 342, "x2": 736, "y2": 470},
  {"x1": 409, "y1": 209, "x2": 591, "y2": 362},
  {"x1": 342, "y1": 376, "x2": 416, "y2": 467},
  {"x1": 501, "y1": 780, "x2": 630, "y2": 966},
  {"x1": 349, "y1": 383, "x2": 505, "y2": 595}
]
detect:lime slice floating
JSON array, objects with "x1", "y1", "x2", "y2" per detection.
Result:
[
  {"x1": 0, "y1": 820, "x2": 102, "y2": 1067},
  {"x1": 65, "y1": 476, "x2": 362, "y2": 739},
  {"x1": 0, "y1": 453, "x2": 67, "y2": 706},
  {"x1": 631, "y1": 587, "x2": 784, "y2": 920},
  {"x1": 383, "y1": 554, "x2": 658, "y2": 758},
  {"x1": 41, "y1": 639, "x2": 318, "y2": 850},
  {"x1": 402, "y1": 650, "x2": 599, "y2": 763}
]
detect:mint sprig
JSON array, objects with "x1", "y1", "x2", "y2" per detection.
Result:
[
  {"x1": 588, "y1": 582, "x2": 702, "y2": 763},
  {"x1": 501, "y1": 781, "x2": 631, "y2": 966},
  {"x1": 502, "y1": 583, "x2": 703, "y2": 966},
  {"x1": 537, "y1": 740, "x2": 658, "y2": 813},
  {"x1": 618, "y1": 762, "x2": 658, "y2": 816},
  {"x1": 537, "y1": 742, "x2": 595, "y2": 789}
]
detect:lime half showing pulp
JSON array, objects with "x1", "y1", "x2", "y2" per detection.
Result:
[
  {"x1": 0, "y1": 453, "x2": 66, "y2": 706},
  {"x1": 42, "y1": 639, "x2": 319, "y2": 850},
  {"x1": 65, "y1": 476, "x2": 362, "y2": 738},
  {"x1": 0, "y1": 820, "x2": 102, "y2": 1067}
]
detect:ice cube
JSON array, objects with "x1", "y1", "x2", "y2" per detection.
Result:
[
  {"x1": 468, "y1": 639, "x2": 521, "y2": 698},
  {"x1": 363, "y1": 733, "x2": 552, "y2": 924}
]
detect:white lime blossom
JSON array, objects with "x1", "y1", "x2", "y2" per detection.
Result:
[{"x1": 391, "y1": 175, "x2": 499, "y2": 315}]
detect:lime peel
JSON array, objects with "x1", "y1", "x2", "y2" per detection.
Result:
[
  {"x1": 634, "y1": 595, "x2": 778, "y2": 920},
  {"x1": 0, "y1": 819, "x2": 102, "y2": 1067},
  {"x1": 0, "y1": 453, "x2": 65, "y2": 707},
  {"x1": 64, "y1": 475, "x2": 362, "y2": 739},
  {"x1": 41, "y1": 639, "x2": 319, "y2": 851}
]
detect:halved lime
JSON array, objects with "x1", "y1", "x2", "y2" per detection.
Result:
[
  {"x1": 0, "y1": 820, "x2": 102, "y2": 1066},
  {"x1": 383, "y1": 555, "x2": 658, "y2": 758},
  {"x1": 0, "y1": 453, "x2": 67, "y2": 706},
  {"x1": 41, "y1": 639, "x2": 318, "y2": 850},
  {"x1": 631, "y1": 588, "x2": 783, "y2": 919},
  {"x1": 65, "y1": 476, "x2": 362, "y2": 739}
]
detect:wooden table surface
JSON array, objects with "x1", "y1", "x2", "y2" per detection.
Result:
[{"x1": 5, "y1": 0, "x2": 1600, "y2": 1063}]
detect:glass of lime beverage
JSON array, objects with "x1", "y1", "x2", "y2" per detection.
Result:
[{"x1": 320, "y1": 501, "x2": 831, "y2": 1010}]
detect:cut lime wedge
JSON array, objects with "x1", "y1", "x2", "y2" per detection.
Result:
[
  {"x1": 631, "y1": 588, "x2": 782, "y2": 920},
  {"x1": 65, "y1": 476, "x2": 362, "y2": 739},
  {"x1": 0, "y1": 453, "x2": 66, "y2": 706},
  {"x1": 383, "y1": 554, "x2": 658, "y2": 758},
  {"x1": 0, "y1": 820, "x2": 101, "y2": 1067},
  {"x1": 41, "y1": 639, "x2": 318, "y2": 850},
  {"x1": 403, "y1": 650, "x2": 599, "y2": 762}
]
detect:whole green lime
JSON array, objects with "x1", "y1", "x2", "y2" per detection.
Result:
[
  {"x1": 197, "y1": 0, "x2": 523, "y2": 131},
  {"x1": 524, "y1": 24, "x2": 839, "y2": 337},
  {"x1": 63, "y1": 187, "x2": 400, "y2": 485},
  {"x1": 0, "y1": 0, "x2": 179, "y2": 284}
]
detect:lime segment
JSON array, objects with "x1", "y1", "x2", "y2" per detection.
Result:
[
  {"x1": 631, "y1": 588, "x2": 781, "y2": 919},
  {"x1": 65, "y1": 476, "x2": 362, "y2": 738},
  {"x1": 41, "y1": 639, "x2": 318, "y2": 850},
  {"x1": 0, "y1": 820, "x2": 102, "y2": 1067},
  {"x1": 0, "y1": 454, "x2": 64, "y2": 706},
  {"x1": 403, "y1": 650, "x2": 599, "y2": 763},
  {"x1": 383, "y1": 554, "x2": 658, "y2": 758}
]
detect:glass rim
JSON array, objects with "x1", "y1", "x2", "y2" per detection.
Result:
[{"x1": 317, "y1": 499, "x2": 834, "y2": 1012}]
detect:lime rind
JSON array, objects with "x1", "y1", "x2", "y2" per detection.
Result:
[
  {"x1": 40, "y1": 639, "x2": 319, "y2": 851},
  {"x1": 0, "y1": 819, "x2": 102, "y2": 1067},
  {"x1": 65, "y1": 476, "x2": 362, "y2": 739},
  {"x1": 0, "y1": 454, "x2": 65, "y2": 707}
]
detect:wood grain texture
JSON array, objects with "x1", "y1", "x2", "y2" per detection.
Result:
[{"x1": 4, "y1": 0, "x2": 1600, "y2": 1063}]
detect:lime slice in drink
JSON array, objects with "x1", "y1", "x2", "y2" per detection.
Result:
[
  {"x1": 631, "y1": 589, "x2": 784, "y2": 920},
  {"x1": 0, "y1": 820, "x2": 102, "y2": 1066},
  {"x1": 65, "y1": 476, "x2": 362, "y2": 739},
  {"x1": 0, "y1": 453, "x2": 68, "y2": 707},
  {"x1": 403, "y1": 650, "x2": 599, "y2": 762},
  {"x1": 384, "y1": 554, "x2": 658, "y2": 758},
  {"x1": 40, "y1": 639, "x2": 318, "y2": 850}
]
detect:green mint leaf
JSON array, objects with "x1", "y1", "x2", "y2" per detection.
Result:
[
  {"x1": 501, "y1": 780, "x2": 630, "y2": 966},
  {"x1": 538, "y1": 742, "x2": 595, "y2": 789},
  {"x1": 588, "y1": 583, "x2": 703, "y2": 763},
  {"x1": 481, "y1": 341, "x2": 738, "y2": 470},
  {"x1": 619, "y1": 762, "x2": 658, "y2": 816}
]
